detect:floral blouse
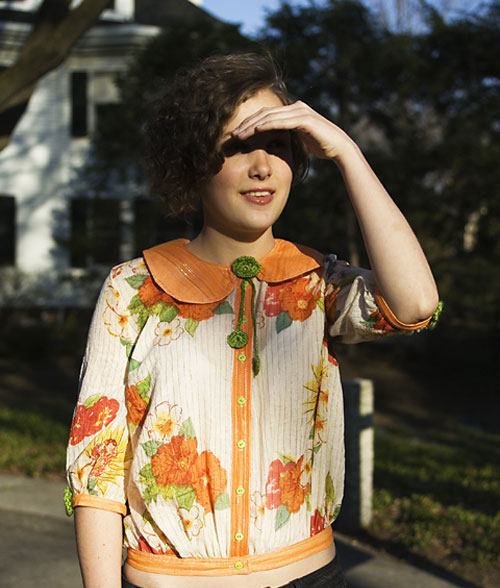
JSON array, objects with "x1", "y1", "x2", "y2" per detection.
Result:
[{"x1": 65, "y1": 239, "x2": 432, "y2": 575}]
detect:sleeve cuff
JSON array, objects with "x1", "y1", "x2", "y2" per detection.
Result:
[
  {"x1": 73, "y1": 493, "x2": 127, "y2": 516},
  {"x1": 375, "y1": 289, "x2": 433, "y2": 331}
]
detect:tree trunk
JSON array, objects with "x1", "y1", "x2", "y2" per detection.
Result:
[{"x1": 0, "y1": 0, "x2": 110, "y2": 151}]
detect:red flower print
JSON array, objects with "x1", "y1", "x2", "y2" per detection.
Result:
[
  {"x1": 279, "y1": 277, "x2": 320, "y2": 322},
  {"x1": 263, "y1": 284, "x2": 283, "y2": 317},
  {"x1": 265, "y1": 459, "x2": 294, "y2": 510},
  {"x1": 151, "y1": 435, "x2": 198, "y2": 486},
  {"x1": 191, "y1": 450, "x2": 228, "y2": 513},
  {"x1": 310, "y1": 509, "x2": 326, "y2": 536},
  {"x1": 69, "y1": 396, "x2": 120, "y2": 445}
]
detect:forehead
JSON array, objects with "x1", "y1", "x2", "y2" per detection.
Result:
[{"x1": 224, "y1": 89, "x2": 285, "y2": 130}]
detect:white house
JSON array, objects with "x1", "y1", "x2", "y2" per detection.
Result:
[{"x1": 0, "y1": 0, "x2": 216, "y2": 306}]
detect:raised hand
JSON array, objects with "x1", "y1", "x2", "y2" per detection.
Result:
[{"x1": 231, "y1": 100, "x2": 354, "y2": 161}]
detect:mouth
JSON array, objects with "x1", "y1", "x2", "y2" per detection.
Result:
[{"x1": 241, "y1": 190, "x2": 274, "y2": 205}]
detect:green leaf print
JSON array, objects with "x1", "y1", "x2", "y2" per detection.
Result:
[
  {"x1": 139, "y1": 464, "x2": 159, "y2": 504},
  {"x1": 83, "y1": 395, "x2": 102, "y2": 409},
  {"x1": 275, "y1": 504, "x2": 291, "y2": 531},
  {"x1": 128, "y1": 293, "x2": 143, "y2": 310},
  {"x1": 278, "y1": 453, "x2": 296, "y2": 465},
  {"x1": 179, "y1": 418, "x2": 196, "y2": 439},
  {"x1": 325, "y1": 473, "x2": 335, "y2": 504},
  {"x1": 159, "y1": 304, "x2": 179, "y2": 323},
  {"x1": 126, "y1": 275, "x2": 148, "y2": 290},
  {"x1": 174, "y1": 485, "x2": 196, "y2": 510},
  {"x1": 87, "y1": 477, "x2": 98, "y2": 496},
  {"x1": 214, "y1": 301, "x2": 234, "y2": 315},
  {"x1": 128, "y1": 359, "x2": 141, "y2": 372},
  {"x1": 137, "y1": 374, "x2": 151, "y2": 401},
  {"x1": 142, "y1": 440, "x2": 162, "y2": 458},
  {"x1": 276, "y1": 311, "x2": 293, "y2": 333},
  {"x1": 213, "y1": 491, "x2": 230, "y2": 510},
  {"x1": 185, "y1": 318, "x2": 199, "y2": 337}
]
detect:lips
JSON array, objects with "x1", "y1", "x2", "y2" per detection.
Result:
[{"x1": 240, "y1": 189, "x2": 274, "y2": 205}]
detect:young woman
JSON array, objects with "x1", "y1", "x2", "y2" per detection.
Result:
[{"x1": 65, "y1": 53, "x2": 439, "y2": 588}]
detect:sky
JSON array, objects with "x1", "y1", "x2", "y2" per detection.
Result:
[
  {"x1": 192, "y1": 0, "x2": 486, "y2": 36},
  {"x1": 194, "y1": 0, "x2": 300, "y2": 36}
]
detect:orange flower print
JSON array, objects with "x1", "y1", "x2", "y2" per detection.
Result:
[
  {"x1": 151, "y1": 401, "x2": 183, "y2": 440},
  {"x1": 279, "y1": 277, "x2": 320, "y2": 322},
  {"x1": 191, "y1": 450, "x2": 228, "y2": 513},
  {"x1": 69, "y1": 396, "x2": 120, "y2": 445},
  {"x1": 263, "y1": 284, "x2": 284, "y2": 317},
  {"x1": 368, "y1": 309, "x2": 395, "y2": 332},
  {"x1": 153, "y1": 319, "x2": 184, "y2": 346},
  {"x1": 151, "y1": 435, "x2": 198, "y2": 486},
  {"x1": 310, "y1": 509, "x2": 326, "y2": 536},
  {"x1": 176, "y1": 301, "x2": 219, "y2": 321},
  {"x1": 138, "y1": 276, "x2": 174, "y2": 307},
  {"x1": 278, "y1": 456, "x2": 310, "y2": 514},
  {"x1": 126, "y1": 385, "x2": 148, "y2": 427}
]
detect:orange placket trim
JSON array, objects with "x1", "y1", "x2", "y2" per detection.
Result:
[{"x1": 229, "y1": 280, "x2": 252, "y2": 557}]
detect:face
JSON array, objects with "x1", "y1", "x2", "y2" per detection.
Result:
[{"x1": 200, "y1": 89, "x2": 294, "y2": 242}]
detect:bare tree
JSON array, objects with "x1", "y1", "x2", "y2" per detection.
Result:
[{"x1": 0, "y1": 0, "x2": 110, "y2": 151}]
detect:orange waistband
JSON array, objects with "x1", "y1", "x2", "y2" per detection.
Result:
[{"x1": 127, "y1": 527, "x2": 333, "y2": 576}]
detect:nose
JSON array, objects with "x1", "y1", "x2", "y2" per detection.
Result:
[{"x1": 248, "y1": 149, "x2": 272, "y2": 180}]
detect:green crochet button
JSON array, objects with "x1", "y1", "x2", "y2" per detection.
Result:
[
  {"x1": 236, "y1": 486, "x2": 245, "y2": 495},
  {"x1": 237, "y1": 439, "x2": 246, "y2": 449},
  {"x1": 238, "y1": 353, "x2": 246, "y2": 362},
  {"x1": 237, "y1": 396, "x2": 246, "y2": 406},
  {"x1": 234, "y1": 531, "x2": 244, "y2": 542},
  {"x1": 227, "y1": 329, "x2": 248, "y2": 349},
  {"x1": 231, "y1": 256, "x2": 261, "y2": 279},
  {"x1": 234, "y1": 561, "x2": 244, "y2": 570}
]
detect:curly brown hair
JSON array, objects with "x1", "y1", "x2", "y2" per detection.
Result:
[{"x1": 144, "y1": 53, "x2": 309, "y2": 217}]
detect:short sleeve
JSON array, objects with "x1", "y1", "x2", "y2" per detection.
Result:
[
  {"x1": 324, "y1": 254, "x2": 431, "y2": 343},
  {"x1": 65, "y1": 266, "x2": 141, "y2": 515}
]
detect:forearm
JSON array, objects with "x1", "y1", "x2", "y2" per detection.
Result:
[
  {"x1": 75, "y1": 506, "x2": 123, "y2": 588},
  {"x1": 335, "y1": 141, "x2": 439, "y2": 324}
]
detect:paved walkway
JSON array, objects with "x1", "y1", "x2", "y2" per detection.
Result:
[{"x1": 0, "y1": 474, "x2": 476, "y2": 588}]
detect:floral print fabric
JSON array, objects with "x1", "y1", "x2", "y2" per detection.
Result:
[{"x1": 66, "y1": 241, "x2": 414, "y2": 560}]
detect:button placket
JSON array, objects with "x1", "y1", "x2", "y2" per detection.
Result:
[{"x1": 229, "y1": 269, "x2": 253, "y2": 557}]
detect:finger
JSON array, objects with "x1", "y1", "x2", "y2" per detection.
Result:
[
  {"x1": 232, "y1": 102, "x2": 310, "y2": 137},
  {"x1": 233, "y1": 110, "x2": 313, "y2": 139}
]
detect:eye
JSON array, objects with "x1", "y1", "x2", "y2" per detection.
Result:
[
  {"x1": 265, "y1": 132, "x2": 291, "y2": 153},
  {"x1": 221, "y1": 138, "x2": 249, "y2": 157}
]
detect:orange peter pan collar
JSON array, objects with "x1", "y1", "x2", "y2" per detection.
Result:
[{"x1": 143, "y1": 238, "x2": 323, "y2": 304}]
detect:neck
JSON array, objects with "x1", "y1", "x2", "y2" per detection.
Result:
[{"x1": 186, "y1": 227, "x2": 276, "y2": 265}]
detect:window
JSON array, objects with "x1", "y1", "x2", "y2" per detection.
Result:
[
  {"x1": 0, "y1": 195, "x2": 15, "y2": 266},
  {"x1": 132, "y1": 197, "x2": 200, "y2": 257},
  {"x1": 71, "y1": 72, "x2": 88, "y2": 137},
  {"x1": 70, "y1": 198, "x2": 121, "y2": 267}
]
